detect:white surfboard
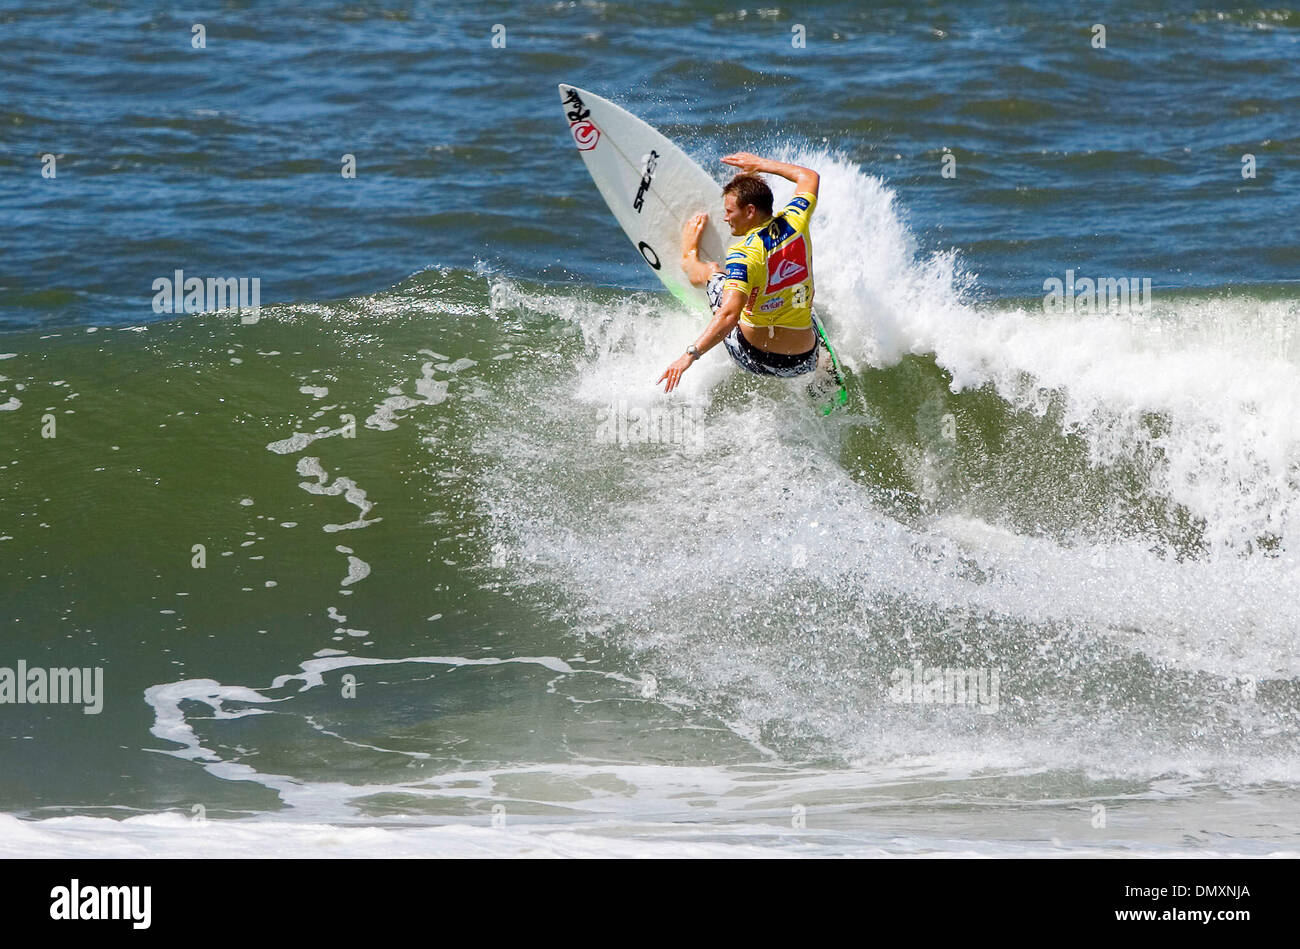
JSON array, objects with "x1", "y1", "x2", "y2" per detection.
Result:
[{"x1": 558, "y1": 83, "x2": 731, "y2": 313}]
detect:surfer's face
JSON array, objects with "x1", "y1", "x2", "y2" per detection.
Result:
[{"x1": 723, "y1": 193, "x2": 763, "y2": 236}]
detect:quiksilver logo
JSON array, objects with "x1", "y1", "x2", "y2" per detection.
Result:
[
  {"x1": 770, "y1": 259, "x2": 805, "y2": 283},
  {"x1": 49, "y1": 880, "x2": 151, "y2": 929}
]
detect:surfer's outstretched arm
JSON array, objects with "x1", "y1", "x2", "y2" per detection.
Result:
[
  {"x1": 722, "y1": 152, "x2": 819, "y2": 198},
  {"x1": 656, "y1": 288, "x2": 745, "y2": 393},
  {"x1": 681, "y1": 212, "x2": 722, "y2": 286}
]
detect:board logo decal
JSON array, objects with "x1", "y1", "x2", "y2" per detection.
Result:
[
  {"x1": 765, "y1": 235, "x2": 808, "y2": 292},
  {"x1": 562, "y1": 87, "x2": 590, "y2": 123},
  {"x1": 638, "y1": 241, "x2": 661, "y2": 270},
  {"x1": 632, "y1": 150, "x2": 659, "y2": 212},
  {"x1": 571, "y1": 120, "x2": 600, "y2": 150},
  {"x1": 563, "y1": 87, "x2": 601, "y2": 150}
]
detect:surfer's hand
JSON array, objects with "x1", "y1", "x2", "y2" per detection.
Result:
[
  {"x1": 657, "y1": 352, "x2": 695, "y2": 393},
  {"x1": 682, "y1": 212, "x2": 708, "y2": 251},
  {"x1": 723, "y1": 154, "x2": 818, "y2": 194},
  {"x1": 722, "y1": 152, "x2": 766, "y2": 175}
]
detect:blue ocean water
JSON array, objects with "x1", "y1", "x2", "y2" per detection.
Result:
[{"x1": 2, "y1": 1, "x2": 1297, "y2": 328}]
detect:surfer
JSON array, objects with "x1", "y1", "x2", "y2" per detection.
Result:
[{"x1": 657, "y1": 152, "x2": 822, "y2": 393}]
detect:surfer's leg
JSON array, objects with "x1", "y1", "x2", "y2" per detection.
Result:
[
  {"x1": 681, "y1": 212, "x2": 722, "y2": 287},
  {"x1": 810, "y1": 311, "x2": 833, "y2": 374},
  {"x1": 806, "y1": 310, "x2": 849, "y2": 409}
]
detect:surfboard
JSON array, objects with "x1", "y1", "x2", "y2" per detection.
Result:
[
  {"x1": 557, "y1": 84, "x2": 729, "y2": 313},
  {"x1": 558, "y1": 83, "x2": 849, "y2": 412}
]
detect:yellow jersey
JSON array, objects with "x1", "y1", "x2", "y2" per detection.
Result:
[{"x1": 722, "y1": 191, "x2": 816, "y2": 330}]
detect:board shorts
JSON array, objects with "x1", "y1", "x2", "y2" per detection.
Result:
[{"x1": 706, "y1": 271, "x2": 819, "y2": 378}]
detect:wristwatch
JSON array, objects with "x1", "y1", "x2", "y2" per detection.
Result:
[{"x1": 686, "y1": 344, "x2": 701, "y2": 360}]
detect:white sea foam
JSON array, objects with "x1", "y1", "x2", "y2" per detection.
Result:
[
  {"x1": 366, "y1": 361, "x2": 449, "y2": 431},
  {"x1": 295, "y1": 457, "x2": 380, "y2": 532}
]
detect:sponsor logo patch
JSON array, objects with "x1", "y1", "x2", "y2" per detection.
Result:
[
  {"x1": 726, "y1": 262, "x2": 749, "y2": 283},
  {"x1": 765, "y1": 235, "x2": 808, "y2": 293},
  {"x1": 759, "y1": 215, "x2": 795, "y2": 251},
  {"x1": 759, "y1": 296, "x2": 785, "y2": 312}
]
